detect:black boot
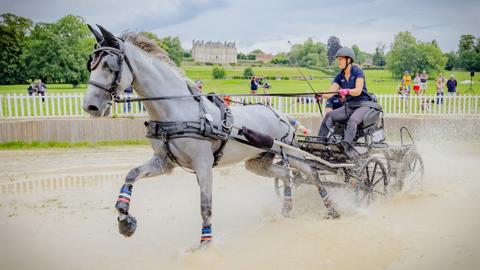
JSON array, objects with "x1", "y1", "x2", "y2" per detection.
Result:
[{"x1": 338, "y1": 141, "x2": 359, "y2": 159}]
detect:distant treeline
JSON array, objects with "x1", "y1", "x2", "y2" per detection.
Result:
[{"x1": 1, "y1": 13, "x2": 479, "y2": 85}]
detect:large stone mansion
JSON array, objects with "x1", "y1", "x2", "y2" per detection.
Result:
[{"x1": 192, "y1": 40, "x2": 237, "y2": 64}]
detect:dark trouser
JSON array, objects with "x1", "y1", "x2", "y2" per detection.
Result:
[{"x1": 318, "y1": 105, "x2": 371, "y2": 144}]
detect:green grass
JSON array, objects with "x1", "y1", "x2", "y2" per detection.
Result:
[
  {"x1": 0, "y1": 68, "x2": 478, "y2": 96},
  {"x1": 0, "y1": 140, "x2": 149, "y2": 150},
  {"x1": 184, "y1": 65, "x2": 329, "y2": 79}
]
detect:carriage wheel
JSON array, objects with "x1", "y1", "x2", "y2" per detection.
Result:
[
  {"x1": 354, "y1": 157, "x2": 389, "y2": 206},
  {"x1": 397, "y1": 150, "x2": 424, "y2": 192}
]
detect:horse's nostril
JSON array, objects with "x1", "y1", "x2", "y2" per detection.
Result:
[{"x1": 88, "y1": 105, "x2": 99, "y2": 111}]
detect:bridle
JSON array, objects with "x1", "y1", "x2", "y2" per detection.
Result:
[{"x1": 87, "y1": 40, "x2": 135, "y2": 101}]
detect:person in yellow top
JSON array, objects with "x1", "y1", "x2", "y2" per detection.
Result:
[{"x1": 402, "y1": 71, "x2": 412, "y2": 93}]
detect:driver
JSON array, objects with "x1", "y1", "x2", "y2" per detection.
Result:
[{"x1": 317, "y1": 47, "x2": 373, "y2": 157}]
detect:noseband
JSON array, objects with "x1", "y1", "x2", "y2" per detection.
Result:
[{"x1": 87, "y1": 41, "x2": 135, "y2": 101}]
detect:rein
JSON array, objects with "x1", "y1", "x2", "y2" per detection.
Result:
[{"x1": 113, "y1": 92, "x2": 340, "y2": 103}]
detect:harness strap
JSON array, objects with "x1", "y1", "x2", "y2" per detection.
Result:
[{"x1": 144, "y1": 93, "x2": 234, "y2": 167}]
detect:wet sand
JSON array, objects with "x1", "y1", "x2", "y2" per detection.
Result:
[{"x1": 0, "y1": 144, "x2": 479, "y2": 270}]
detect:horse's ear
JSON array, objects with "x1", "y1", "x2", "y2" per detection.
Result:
[
  {"x1": 97, "y1": 24, "x2": 119, "y2": 48},
  {"x1": 87, "y1": 24, "x2": 103, "y2": 44}
]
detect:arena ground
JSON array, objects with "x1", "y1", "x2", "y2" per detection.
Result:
[{"x1": 0, "y1": 143, "x2": 479, "y2": 270}]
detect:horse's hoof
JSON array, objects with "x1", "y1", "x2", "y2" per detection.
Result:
[
  {"x1": 199, "y1": 239, "x2": 212, "y2": 249},
  {"x1": 118, "y1": 214, "x2": 137, "y2": 237},
  {"x1": 282, "y1": 206, "x2": 292, "y2": 217},
  {"x1": 282, "y1": 197, "x2": 293, "y2": 217},
  {"x1": 324, "y1": 208, "x2": 340, "y2": 219}
]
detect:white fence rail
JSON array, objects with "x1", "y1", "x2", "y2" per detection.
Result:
[{"x1": 1, "y1": 93, "x2": 479, "y2": 118}]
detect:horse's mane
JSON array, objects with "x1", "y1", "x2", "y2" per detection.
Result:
[{"x1": 121, "y1": 32, "x2": 195, "y2": 88}]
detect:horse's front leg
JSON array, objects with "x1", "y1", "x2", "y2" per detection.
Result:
[
  {"x1": 193, "y1": 160, "x2": 214, "y2": 246},
  {"x1": 115, "y1": 154, "x2": 173, "y2": 237}
]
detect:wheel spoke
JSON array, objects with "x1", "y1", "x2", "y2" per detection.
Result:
[
  {"x1": 365, "y1": 166, "x2": 370, "y2": 185},
  {"x1": 371, "y1": 162, "x2": 379, "y2": 185},
  {"x1": 371, "y1": 176, "x2": 384, "y2": 188}
]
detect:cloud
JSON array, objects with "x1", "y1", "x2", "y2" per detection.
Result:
[{"x1": 1, "y1": 0, "x2": 479, "y2": 54}]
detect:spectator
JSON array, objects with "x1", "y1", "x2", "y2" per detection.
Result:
[
  {"x1": 413, "y1": 72, "x2": 421, "y2": 95},
  {"x1": 262, "y1": 79, "x2": 272, "y2": 105},
  {"x1": 194, "y1": 80, "x2": 203, "y2": 93},
  {"x1": 446, "y1": 75, "x2": 457, "y2": 96},
  {"x1": 436, "y1": 73, "x2": 446, "y2": 104},
  {"x1": 250, "y1": 75, "x2": 258, "y2": 94},
  {"x1": 27, "y1": 83, "x2": 35, "y2": 96},
  {"x1": 262, "y1": 79, "x2": 271, "y2": 93},
  {"x1": 398, "y1": 79, "x2": 409, "y2": 108},
  {"x1": 36, "y1": 79, "x2": 46, "y2": 102},
  {"x1": 124, "y1": 85, "x2": 133, "y2": 113},
  {"x1": 420, "y1": 70, "x2": 428, "y2": 94},
  {"x1": 402, "y1": 71, "x2": 412, "y2": 93}
]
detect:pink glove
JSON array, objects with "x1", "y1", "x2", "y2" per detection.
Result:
[{"x1": 338, "y1": 89, "x2": 350, "y2": 97}]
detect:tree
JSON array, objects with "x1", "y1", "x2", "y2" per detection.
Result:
[
  {"x1": 289, "y1": 38, "x2": 328, "y2": 67},
  {"x1": 212, "y1": 66, "x2": 225, "y2": 79},
  {"x1": 141, "y1": 32, "x2": 184, "y2": 66},
  {"x1": 184, "y1": 49, "x2": 192, "y2": 58},
  {"x1": 459, "y1": 34, "x2": 475, "y2": 53},
  {"x1": 271, "y1": 52, "x2": 290, "y2": 65},
  {"x1": 385, "y1": 31, "x2": 446, "y2": 78},
  {"x1": 457, "y1": 34, "x2": 480, "y2": 71},
  {"x1": 385, "y1": 31, "x2": 419, "y2": 78},
  {"x1": 243, "y1": 67, "x2": 254, "y2": 77},
  {"x1": 351, "y1": 44, "x2": 368, "y2": 64},
  {"x1": 444, "y1": 51, "x2": 458, "y2": 71},
  {"x1": 416, "y1": 41, "x2": 447, "y2": 76},
  {"x1": 237, "y1": 52, "x2": 246, "y2": 60},
  {"x1": 327, "y1": 36, "x2": 342, "y2": 65},
  {"x1": 372, "y1": 43, "x2": 386, "y2": 67},
  {"x1": 250, "y1": 49, "x2": 264, "y2": 55},
  {"x1": 23, "y1": 15, "x2": 94, "y2": 84},
  {"x1": 0, "y1": 13, "x2": 33, "y2": 84}
]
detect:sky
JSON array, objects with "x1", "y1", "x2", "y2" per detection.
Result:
[{"x1": 2, "y1": 0, "x2": 480, "y2": 54}]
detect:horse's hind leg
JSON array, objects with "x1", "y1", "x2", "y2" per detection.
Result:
[
  {"x1": 245, "y1": 153, "x2": 294, "y2": 215},
  {"x1": 289, "y1": 159, "x2": 340, "y2": 219},
  {"x1": 115, "y1": 154, "x2": 173, "y2": 237}
]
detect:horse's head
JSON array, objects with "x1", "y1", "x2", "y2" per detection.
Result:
[{"x1": 83, "y1": 25, "x2": 134, "y2": 117}]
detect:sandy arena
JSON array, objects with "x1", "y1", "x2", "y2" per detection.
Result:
[{"x1": 1, "y1": 142, "x2": 479, "y2": 270}]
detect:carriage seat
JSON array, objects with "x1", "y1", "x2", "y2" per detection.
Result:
[{"x1": 333, "y1": 107, "x2": 383, "y2": 141}]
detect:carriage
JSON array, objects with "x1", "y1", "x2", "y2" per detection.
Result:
[{"x1": 269, "y1": 105, "x2": 424, "y2": 212}]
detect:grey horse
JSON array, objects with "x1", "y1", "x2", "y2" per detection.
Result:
[{"x1": 83, "y1": 25, "x2": 338, "y2": 246}]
